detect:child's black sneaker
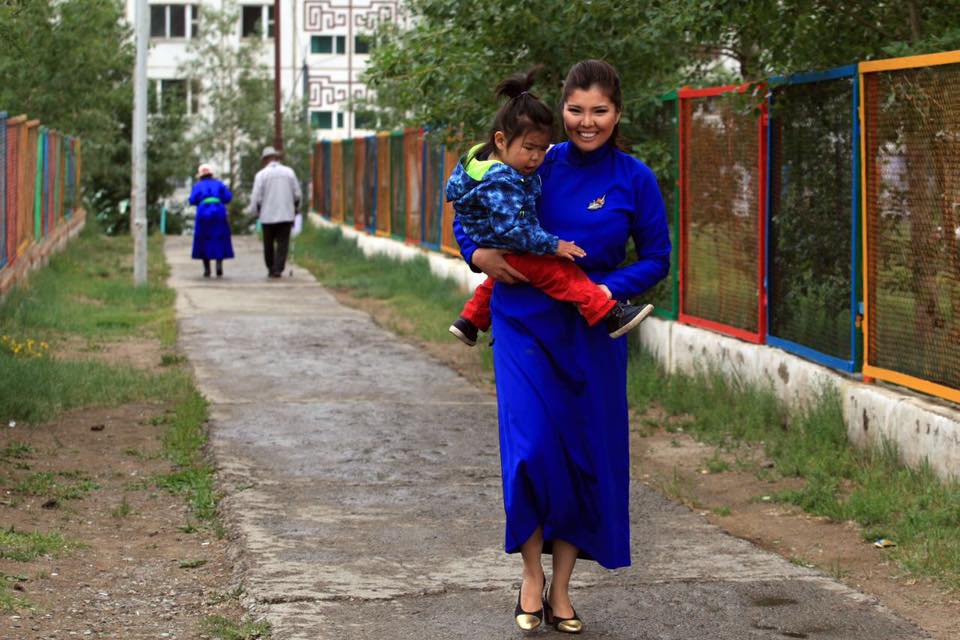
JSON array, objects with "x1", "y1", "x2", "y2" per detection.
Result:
[
  {"x1": 449, "y1": 317, "x2": 479, "y2": 347},
  {"x1": 605, "y1": 302, "x2": 654, "y2": 339}
]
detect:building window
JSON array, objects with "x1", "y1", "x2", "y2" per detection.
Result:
[
  {"x1": 149, "y1": 4, "x2": 199, "y2": 39},
  {"x1": 311, "y1": 111, "x2": 333, "y2": 130},
  {"x1": 310, "y1": 35, "x2": 346, "y2": 54},
  {"x1": 337, "y1": 112, "x2": 344, "y2": 128},
  {"x1": 241, "y1": 5, "x2": 275, "y2": 39},
  {"x1": 189, "y1": 79, "x2": 201, "y2": 115},
  {"x1": 354, "y1": 110, "x2": 378, "y2": 131},
  {"x1": 152, "y1": 78, "x2": 199, "y2": 115},
  {"x1": 354, "y1": 34, "x2": 374, "y2": 54}
]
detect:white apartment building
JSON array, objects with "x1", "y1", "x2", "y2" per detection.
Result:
[{"x1": 125, "y1": 0, "x2": 407, "y2": 140}]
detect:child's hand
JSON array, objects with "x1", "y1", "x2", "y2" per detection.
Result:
[{"x1": 556, "y1": 240, "x2": 586, "y2": 261}]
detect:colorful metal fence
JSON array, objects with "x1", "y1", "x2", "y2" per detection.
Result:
[
  {"x1": 308, "y1": 47, "x2": 960, "y2": 406},
  {"x1": 860, "y1": 51, "x2": 960, "y2": 403},
  {"x1": 679, "y1": 84, "x2": 768, "y2": 343},
  {"x1": 767, "y1": 65, "x2": 861, "y2": 372},
  {"x1": 0, "y1": 110, "x2": 82, "y2": 279}
]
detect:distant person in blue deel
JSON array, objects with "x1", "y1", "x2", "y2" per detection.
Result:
[
  {"x1": 454, "y1": 59, "x2": 671, "y2": 634},
  {"x1": 189, "y1": 164, "x2": 234, "y2": 278}
]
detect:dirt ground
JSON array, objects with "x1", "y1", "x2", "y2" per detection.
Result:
[
  {"x1": 0, "y1": 343, "x2": 247, "y2": 640},
  {"x1": 336, "y1": 289, "x2": 960, "y2": 640}
]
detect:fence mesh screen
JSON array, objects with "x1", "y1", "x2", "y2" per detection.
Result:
[
  {"x1": 421, "y1": 133, "x2": 444, "y2": 248},
  {"x1": 390, "y1": 132, "x2": 406, "y2": 239},
  {"x1": 321, "y1": 141, "x2": 332, "y2": 218},
  {"x1": 376, "y1": 134, "x2": 391, "y2": 235},
  {"x1": 404, "y1": 130, "x2": 422, "y2": 243},
  {"x1": 363, "y1": 136, "x2": 377, "y2": 232},
  {"x1": 681, "y1": 91, "x2": 762, "y2": 334},
  {"x1": 863, "y1": 63, "x2": 960, "y2": 392},
  {"x1": 24, "y1": 124, "x2": 38, "y2": 246},
  {"x1": 341, "y1": 139, "x2": 355, "y2": 226},
  {"x1": 0, "y1": 113, "x2": 6, "y2": 266},
  {"x1": 330, "y1": 141, "x2": 343, "y2": 223},
  {"x1": 768, "y1": 75, "x2": 856, "y2": 363}
]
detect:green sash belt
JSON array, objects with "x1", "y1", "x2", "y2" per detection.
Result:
[{"x1": 201, "y1": 196, "x2": 221, "y2": 204}]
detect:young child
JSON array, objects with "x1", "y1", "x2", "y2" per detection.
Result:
[{"x1": 446, "y1": 68, "x2": 653, "y2": 346}]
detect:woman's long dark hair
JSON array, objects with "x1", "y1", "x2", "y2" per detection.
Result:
[
  {"x1": 475, "y1": 66, "x2": 554, "y2": 160},
  {"x1": 561, "y1": 59, "x2": 624, "y2": 150}
]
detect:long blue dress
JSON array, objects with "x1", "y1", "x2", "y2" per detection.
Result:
[
  {"x1": 189, "y1": 177, "x2": 235, "y2": 261},
  {"x1": 454, "y1": 141, "x2": 670, "y2": 569}
]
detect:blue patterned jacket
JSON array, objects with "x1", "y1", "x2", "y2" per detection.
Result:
[{"x1": 445, "y1": 145, "x2": 559, "y2": 256}]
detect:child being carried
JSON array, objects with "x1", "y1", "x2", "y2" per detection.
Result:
[{"x1": 446, "y1": 67, "x2": 653, "y2": 347}]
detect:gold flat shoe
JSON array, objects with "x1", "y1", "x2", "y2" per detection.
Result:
[{"x1": 514, "y1": 576, "x2": 545, "y2": 631}]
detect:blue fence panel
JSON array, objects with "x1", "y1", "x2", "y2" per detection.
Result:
[{"x1": 766, "y1": 64, "x2": 861, "y2": 372}]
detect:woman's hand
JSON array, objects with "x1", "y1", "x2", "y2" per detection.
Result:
[
  {"x1": 472, "y1": 248, "x2": 529, "y2": 284},
  {"x1": 555, "y1": 240, "x2": 586, "y2": 261}
]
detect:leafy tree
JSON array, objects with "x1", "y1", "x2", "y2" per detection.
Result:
[
  {"x1": 0, "y1": 0, "x2": 190, "y2": 233},
  {"x1": 180, "y1": 0, "x2": 273, "y2": 211},
  {"x1": 364, "y1": 0, "x2": 960, "y2": 148}
]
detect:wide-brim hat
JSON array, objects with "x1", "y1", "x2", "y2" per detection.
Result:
[
  {"x1": 261, "y1": 145, "x2": 280, "y2": 160},
  {"x1": 196, "y1": 163, "x2": 214, "y2": 178}
]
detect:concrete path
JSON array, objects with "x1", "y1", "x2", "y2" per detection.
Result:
[{"x1": 166, "y1": 235, "x2": 928, "y2": 640}]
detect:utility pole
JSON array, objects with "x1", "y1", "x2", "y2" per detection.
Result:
[
  {"x1": 132, "y1": 0, "x2": 148, "y2": 286},
  {"x1": 273, "y1": 0, "x2": 283, "y2": 152}
]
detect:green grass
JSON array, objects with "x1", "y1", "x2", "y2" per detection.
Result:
[
  {"x1": 627, "y1": 342, "x2": 960, "y2": 589},
  {"x1": 0, "y1": 224, "x2": 176, "y2": 345},
  {"x1": 201, "y1": 615, "x2": 271, "y2": 639},
  {"x1": 0, "y1": 355, "x2": 193, "y2": 424},
  {"x1": 0, "y1": 575, "x2": 29, "y2": 612},
  {"x1": 151, "y1": 390, "x2": 217, "y2": 523},
  {"x1": 0, "y1": 527, "x2": 79, "y2": 562},
  {"x1": 297, "y1": 223, "x2": 493, "y2": 353},
  {"x1": 0, "y1": 442, "x2": 34, "y2": 460},
  {"x1": 9, "y1": 471, "x2": 99, "y2": 501},
  {"x1": 112, "y1": 496, "x2": 133, "y2": 518},
  {"x1": 0, "y1": 222, "x2": 190, "y2": 424}
]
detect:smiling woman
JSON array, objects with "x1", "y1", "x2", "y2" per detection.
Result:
[{"x1": 456, "y1": 59, "x2": 672, "y2": 634}]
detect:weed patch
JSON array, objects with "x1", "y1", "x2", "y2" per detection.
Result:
[
  {"x1": 0, "y1": 527, "x2": 79, "y2": 562},
  {"x1": 201, "y1": 614, "x2": 272, "y2": 639}
]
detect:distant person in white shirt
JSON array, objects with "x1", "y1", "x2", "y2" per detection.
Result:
[{"x1": 251, "y1": 146, "x2": 302, "y2": 278}]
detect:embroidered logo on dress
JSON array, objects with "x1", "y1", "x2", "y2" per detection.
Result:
[{"x1": 587, "y1": 195, "x2": 606, "y2": 211}]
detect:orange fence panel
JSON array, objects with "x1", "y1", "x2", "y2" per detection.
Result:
[
  {"x1": 376, "y1": 133, "x2": 391, "y2": 236},
  {"x1": 440, "y1": 147, "x2": 459, "y2": 256},
  {"x1": 860, "y1": 51, "x2": 960, "y2": 403}
]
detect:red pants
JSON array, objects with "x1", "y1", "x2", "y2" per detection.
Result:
[{"x1": 461, "y1": 254, "x2": 616, "y2": 331}]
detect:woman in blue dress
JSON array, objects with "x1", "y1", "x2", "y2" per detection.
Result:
[
  {"x1": 455, "y1": 60, "x2": 671, "y2": 633},
  {"x1": 189, "y1": 164, "x2": 234, "y2": 278}
]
